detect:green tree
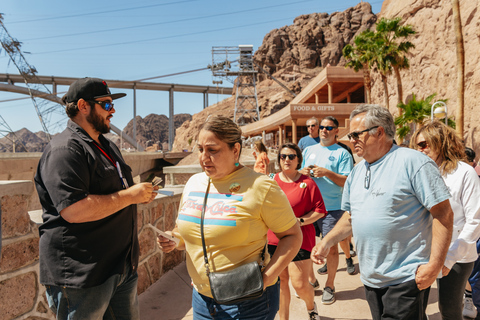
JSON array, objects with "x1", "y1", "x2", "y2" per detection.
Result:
[
  {"x1": 343, "y1": 30, "x2": 377, "y2": 104},
  {"x1": 395, "y1": 93, "x2": 454, "y2": 142},
  {"x1": 375, "y1": 17, "x2": 416, "y2": 109}
]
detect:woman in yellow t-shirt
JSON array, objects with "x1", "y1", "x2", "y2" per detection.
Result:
[{"x1": 158, "y1": 116, "x2": 302, "y2": 319}]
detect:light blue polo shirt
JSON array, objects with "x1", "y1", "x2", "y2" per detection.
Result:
[
  {"x1": 301, "y1": 143, "x2": 353, "y2": 211},
  {"x1": 298, "y1": 135, "x2": 320, "y2": 151},
  {"x1": 342, "y1": 145, "x2": 450, "y2": 288}
]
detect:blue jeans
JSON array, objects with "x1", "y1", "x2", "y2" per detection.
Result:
[
  {"x1": 192, "y1": 282, "x2": 280, "y2": 319},
  {"x1": 45, "y1": 268, "x2": 139, "y2": 320}
]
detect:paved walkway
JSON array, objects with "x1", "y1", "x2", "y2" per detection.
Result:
[{"x1": 139, "y1": 253, "x2": 443, "y2": 320}]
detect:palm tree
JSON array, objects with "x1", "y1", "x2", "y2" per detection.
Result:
[
  {"x1": 395, "y1": 93, "x2": 454, "y2": 142},
  {"x1": 451, "y1": 0, "x2": 465, "y2": 137},
  {"x1": 375, "y1": 17, "x2": 416, "y2": 109},
  {"x1": 343, "y1": 30, "x2": 377, "y2": 104}
]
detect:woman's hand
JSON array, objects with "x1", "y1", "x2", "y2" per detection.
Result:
[
  {"x1": 157, "y1": 231, "x2": 177, "y2": 253},
  {"x1": 441, "y1": 265, "x2": 451, "y2": 277}
]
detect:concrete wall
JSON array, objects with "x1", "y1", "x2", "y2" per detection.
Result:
[{"x1": 0, "y1": 180, "x2": 184, "y2": 320}]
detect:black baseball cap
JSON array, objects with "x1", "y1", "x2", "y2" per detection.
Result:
[{"x1": 62, "y1": 77, "x2": 126, "y2": 104}]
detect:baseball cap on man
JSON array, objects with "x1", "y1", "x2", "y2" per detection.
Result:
[{"x1": 62, "y1": 77, "x2": 126, "y2": 104}]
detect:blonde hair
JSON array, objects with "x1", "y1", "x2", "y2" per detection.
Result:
[
  {"x1": 254, "y1": 140, "x2": 268, "y2": 153},
  {"x1": 410, "y1": 121, "x2": 466, "y2": 174}
]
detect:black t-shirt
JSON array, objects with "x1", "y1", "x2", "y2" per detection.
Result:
[
  {"x1": 34, "y1": 120, "x2": 139, "y2": 288},
  {"x1": 337, "y1": 141, "x2": 356, "y2": 165}
]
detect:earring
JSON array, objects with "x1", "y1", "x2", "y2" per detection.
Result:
[{"x1": 235, "y1": 162, "x2": 239, "y2": 167}]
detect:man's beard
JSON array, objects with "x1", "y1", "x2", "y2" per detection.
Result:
[{"x1": 87, "y1": 106, "x2": 110, "y2": 134}]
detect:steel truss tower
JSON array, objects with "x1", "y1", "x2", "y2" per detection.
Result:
[
  {"x1": 209, "y1": 45, "x2": 259, "y2": 125},
  {"x1": 0, "y1": 14, "x2": 65, "y2": 141}
]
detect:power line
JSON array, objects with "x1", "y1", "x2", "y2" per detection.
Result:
[
  {"x1": 6, "y1": 0, "x2": 197, "y2": 24},
  {"x1": 34, "y1": 17, "x2": 293, "y2": 55},
  {"x1": 22, "y1": 0, "x2": 315, "y2": 42}
]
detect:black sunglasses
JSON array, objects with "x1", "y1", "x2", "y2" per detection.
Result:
[
  {"x1": 319, "y1": 125, "x2": 336, "y2": 131},
  {"x1": 88, "y1": 100, "x2": 114, "y2": 112},
  {"x1": 347, "y1": 126, "x2": 379, "y2": 140},
  {"x1": 416, "y1": 141, "x2": 428, "y2": 150},
  {"x1": 306, "y1": 124, "x2": 317, "y2": 128},
  {"x1": 279, "y1": 154, "x2": 297, "y2": 161}
]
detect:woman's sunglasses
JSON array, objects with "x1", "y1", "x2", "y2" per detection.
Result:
[
  {"x1": 279, "y1": 154, "x2": 297, "y2": 161},
  {"x1": 416, "y1": 141, "x2": 428, "y2": 150},
  {"x1": 88, "y1": 100, "x2": 114, "y2": 112}
]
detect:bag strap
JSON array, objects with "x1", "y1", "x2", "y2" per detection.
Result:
[
  {"x1": 200, "y1": 177, "x2": 267, "y2": 276},
  {"x1": 200, "y1": 178, "x2": 212, "y2": 276}
]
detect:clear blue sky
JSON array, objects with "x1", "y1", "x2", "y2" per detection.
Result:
[{"x1": 0, "y1": 0, "x2": 382, "y2": 134}]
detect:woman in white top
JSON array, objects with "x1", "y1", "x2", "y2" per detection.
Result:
[{"x1": 411, "y1": 121, "x2": 480, "y2": 320}]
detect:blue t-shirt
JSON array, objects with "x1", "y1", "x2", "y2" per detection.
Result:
[
  {"x1": 298, "y1": 135, "x2": 320, "y2": 151},
  {"x1": 301, "y1": 143, "x2": 353, "y2": 211},
  {"x1": 342, "y1": 145, "x2": 451, "y2": 288}
]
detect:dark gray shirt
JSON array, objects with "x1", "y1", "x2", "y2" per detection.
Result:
[{"x1": 34, "y1": 120, "x2": 139, "y2": 288}]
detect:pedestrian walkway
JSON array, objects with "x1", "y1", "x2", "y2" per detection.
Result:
[{"x1": 139, "y1": 253, "x2": 443, "y2": 319}]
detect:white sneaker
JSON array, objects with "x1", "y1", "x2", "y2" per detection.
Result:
[
  {"x1": 308, "y1": 302, "x2": 321, "y2": 320},
  {"x1": 463, "y1": 296, "x2": 478, "y2": 319}
]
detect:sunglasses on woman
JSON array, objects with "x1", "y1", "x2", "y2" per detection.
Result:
[
  {"x1": 88, "y1": 100, "x2": 114, "y2": 112},
  {"x1": 416, "y1": 141, "x2": 428, "y2": 150},
  {"x1": 279, "y1": 154, "x2": 297, "y2": 161}
]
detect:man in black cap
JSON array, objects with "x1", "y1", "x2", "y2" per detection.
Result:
[{"x1": 34, "y1": 77, "x2": 157, "y2": 319}]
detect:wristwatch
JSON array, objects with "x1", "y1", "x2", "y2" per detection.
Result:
[{"x1": 299, "y1": 218, "x2": 305, "y2": 226}]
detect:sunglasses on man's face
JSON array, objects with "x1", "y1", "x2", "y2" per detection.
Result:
[
  {"x1": 279, "y1": 154, "x2": 297, "y2": 161},
  {"x1": 347, "y1": 126, "x2": 379, "y2": 140},
  {"x1": 319, "y1": 125, "x2": 336, "y2": 131},
  {"x1": 89, "y1": 100, "x2": 114, "y2": 112},
  {"x1": 416, "y1": 141, "x2": 428, "y2": 150},
  {"x1": 306, "y1": 124, "x2": 317, "y2": 128}
]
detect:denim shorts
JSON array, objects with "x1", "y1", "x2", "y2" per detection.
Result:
[
  {"x1": 315, "y1": 209, "x2": 345, "y2": 237},
  {"x1": 192, "y1": 281, "x2": 280, "y2": 319}
]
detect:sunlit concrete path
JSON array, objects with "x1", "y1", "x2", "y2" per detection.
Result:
[{"x1": 139, "y1": 252, "x2": 443, "y2": 320}]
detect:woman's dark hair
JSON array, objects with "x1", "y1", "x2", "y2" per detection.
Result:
[
  {"x1": 277, "y1": 142, "x2": 303, "y2": 170},
  {"x1": 199, "y1": 116, "x2": 243, "y2": 155},
  {"x1": 465, "y1": 147, "x2": 476, "y2": 163}
]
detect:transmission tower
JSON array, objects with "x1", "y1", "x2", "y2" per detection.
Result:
[
  {"x1": 208, "y1": 45, "x2": 259, "y2": 125},
  {"x1": 0, "y1": 115, "x2": 28, "y2": 152},
  {"x1": 0, "y1": 14, "x2": 65, "y2": 141}
]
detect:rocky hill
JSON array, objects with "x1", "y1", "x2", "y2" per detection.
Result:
[
  {"x1": 0, "y1": 113, "x2": 191, "y2": 152},
  {"x1": 173, "y1": 0, "x2": 480, "y2": 154},
  {"x1": 172, "y1": 2, "x2": 378, "y2": 151},
  {"x1": 372, "y1": 0, "x2": 479, "y2": 151}
]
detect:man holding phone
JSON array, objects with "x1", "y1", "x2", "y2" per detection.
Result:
[{"x1": 300, "y1": 116, "x2": 354, "y2": 305}]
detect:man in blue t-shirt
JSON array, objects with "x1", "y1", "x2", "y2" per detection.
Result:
[
  {"x1": 311, "y1": 104, "x2": 453, "y2": 319},
  {"x1": 298, "y1": 117, "x2": 320, "y2": 151},
  {"x1": 300, "y1": 116, "x2": 354, "y2": 305}
]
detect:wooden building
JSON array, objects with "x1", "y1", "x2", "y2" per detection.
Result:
[{"x1": 241, "y1": 66, "x2": 365, "y2": 147}]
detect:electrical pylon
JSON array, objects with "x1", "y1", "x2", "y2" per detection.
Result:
[
  {"x1": 0, "y1": 13, "x2": 65, "y2": 141},
  {"x1": 208, "y1": 45, "x2": 260, "y2": 125}
]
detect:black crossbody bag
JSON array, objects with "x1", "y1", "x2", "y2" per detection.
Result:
[{"x1": 200, "y1": 178, "x2": 265, "y2": 305}]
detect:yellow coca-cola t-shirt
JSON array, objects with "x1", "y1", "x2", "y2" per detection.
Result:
[{"x1": 176, "y1": 167, "x2": 297, "y2": 297}]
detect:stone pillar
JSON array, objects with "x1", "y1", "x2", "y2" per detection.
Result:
[
  {"x1": 328, "y1": 83, "x2": 333, "y2": 104},
  {"x1": 291, "y1": 120, "x2": 297, "y2": 144}
]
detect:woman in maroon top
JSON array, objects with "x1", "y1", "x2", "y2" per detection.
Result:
[{"x1": 268, "y1": 143, "x2": 327, "y2": 320}]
